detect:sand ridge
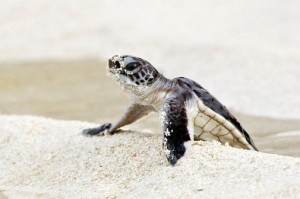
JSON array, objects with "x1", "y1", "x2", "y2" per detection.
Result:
[{"x1": 1, "y1": 115, "x2": 300, "y2": 198}]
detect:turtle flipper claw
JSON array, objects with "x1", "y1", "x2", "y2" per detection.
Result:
[
  {"x1": 82, "y1": 123, "x2": 112, "y2": 136},
  {"x1": 164, "y1": 138, "x2": 186, "y2": 166}
]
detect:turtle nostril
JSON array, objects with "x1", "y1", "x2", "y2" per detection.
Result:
[{"x1": 115, "y1": 61, "x2": 121, "y2": 69}]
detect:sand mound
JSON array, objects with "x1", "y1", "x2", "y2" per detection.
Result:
[{"x1": 1, "y1": 115, "x2": 300, "y2": 199}]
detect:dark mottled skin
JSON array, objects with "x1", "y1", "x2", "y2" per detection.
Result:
[{"x1": 162, "y1": 91, "x2": 192, "y2": 165}]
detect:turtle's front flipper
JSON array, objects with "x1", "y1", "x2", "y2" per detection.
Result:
[
  {"x1": 161, "y1": 93, "x2": 191, "y2": 165},
  {"x1": 82, "y1": 103, "x2": 154, "y2": 136},
  {"x1": 82, "y1": 123, "x2": 112, "y2": 136}
]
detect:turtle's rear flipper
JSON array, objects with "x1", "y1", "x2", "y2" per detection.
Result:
[
  {"x1": 82, "y1": 123, "x2": 112, "y2": 136},
  {"x1": 161, "y1": 92, "x2": 191, "y2": 165}
]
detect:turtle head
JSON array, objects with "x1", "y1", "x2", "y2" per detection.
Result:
[{"x1": 108, "y1": 55, "x2": 159, "y2": 89}]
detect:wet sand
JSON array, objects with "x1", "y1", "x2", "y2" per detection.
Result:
[{"x1": 0, "y1": 60, "x2": 300, "y2": 157}]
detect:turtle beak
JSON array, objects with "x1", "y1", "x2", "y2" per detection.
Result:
[
  {"x1": 108, "y1": 59, "x2": 114, "y2": 69},
  {"x1": 108, "y1": 55, "x2": 122, "y2": 69}
]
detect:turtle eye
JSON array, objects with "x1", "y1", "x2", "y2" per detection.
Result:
[{"x1": 125, "y1": 62, "x2": 140, "y2": 71}]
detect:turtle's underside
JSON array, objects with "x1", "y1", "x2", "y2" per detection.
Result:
[{"x1": 83, "y1": 55, "x2": 258, "y2": 165}]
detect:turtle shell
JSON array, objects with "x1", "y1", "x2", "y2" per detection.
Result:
[{"x1": 175, "y1": 77, "x2": 258, "y2": 151}]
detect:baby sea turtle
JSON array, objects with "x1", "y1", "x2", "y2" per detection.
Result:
[{"x1": 83, "y1": 55, "x2": 258, "y2": 165}]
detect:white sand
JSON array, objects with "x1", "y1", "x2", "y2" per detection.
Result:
[
  {"x1": 1, "y1": 115, "x2": 300, "y2": 199},
  {"x1": 1, "y1": 1, "x2": 300, "y2": 198},
  {"x1": 0, "y1": 0, "x2": 300, "y2": 119}
]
